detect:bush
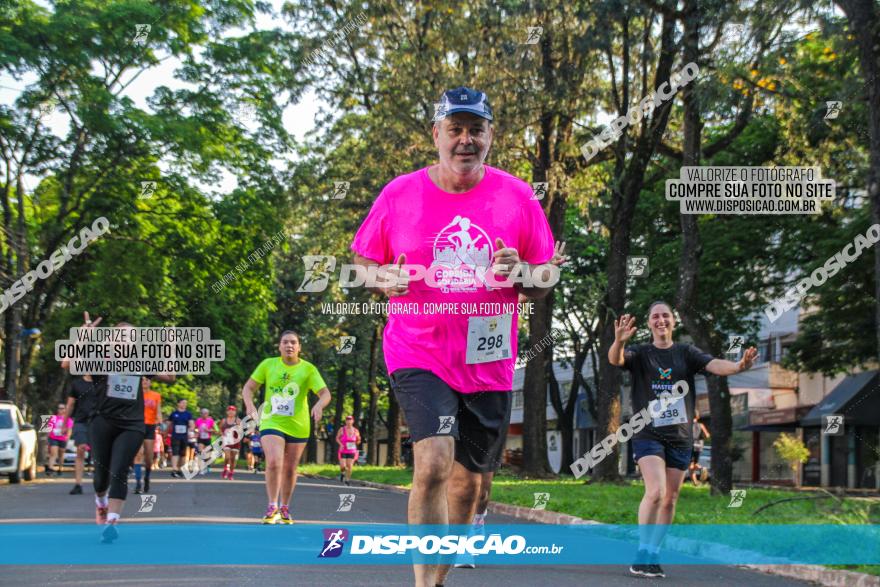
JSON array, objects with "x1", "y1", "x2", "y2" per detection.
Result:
[{"x1": 773, "y1": 433, "x2": 810, "y2": 485}]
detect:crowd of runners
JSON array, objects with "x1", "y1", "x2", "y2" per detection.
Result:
[
  {"x1": 30, "y1": 85, "x2": 759, "y2": 586},
  {"x1": 54, "y1": 367, "x2": 274, "y2": 494},
  {"x1": 54, "y1": 316, "x2": 356, "y2": 533}
]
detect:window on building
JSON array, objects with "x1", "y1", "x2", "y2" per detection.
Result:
[{"x1": 513, "y1": 390, "x2": 524, "y2": 409}]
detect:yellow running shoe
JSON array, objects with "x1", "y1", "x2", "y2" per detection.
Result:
[
  {"x1": 261, "y1": 505, "x2": 280, "y2": 525},
  {"x1": 278, "y1": 505, "x2": 294, "y2": 525}
]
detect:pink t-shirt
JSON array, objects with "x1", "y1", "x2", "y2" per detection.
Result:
[
  {"x1": 48, "y1": 415, "x2": 72, "y2": 441},
  {"x1": 195, "y1": 417, "x2": 215, "y2": 440},
  {"x1": 351, "y1": 165, "x2": 555, "y2": 393}
]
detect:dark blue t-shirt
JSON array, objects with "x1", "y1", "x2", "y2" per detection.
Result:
[
  {"x1": 168, "y1": 410, "x2": 193, "y2": 439},
  {"x1": 622, "y1": 343, "x2": 713, "y2": 445}
]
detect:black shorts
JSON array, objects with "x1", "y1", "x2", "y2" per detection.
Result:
[
  {"x1": 171, "y1": 437, "x2": 188, "y2": 456},
  {"x1": 633, "y1": 438, "x2": 693, "y2": 471},
  {"x1": 72, "y1": 422, "x2": 91, "y2": 446},
  {"x1": 691, "y1": 447, "x2": 702, "y2": 464},
  {"x1": 144, "y1": 424, "x2": 157, "y2": 439},
  {"x1": 390, "y1": 368, "x2": 512, "y2": 473},
  {"x1": 260, "y1": 428, "x2": 308, "y2": 443},
  {"x1": 48, "y1": 438, "x2": 67, "y2": 448},
  {"x1": 339, "y1": 453, "x2": 356, "y2": 460}
]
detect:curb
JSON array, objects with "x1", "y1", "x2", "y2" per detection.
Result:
[
  {"x1": 743, "y1": 565, "x2": 880, "y2": 587},
  {"x1": 303, "y1": 473, "x2": 878, "y2": 585},
  {"x1": 486, "y1": 500, "x2": 600, "y2": 525},
  {"x1": 300, "y1": 472, "x2": 411, "y2": 495}
]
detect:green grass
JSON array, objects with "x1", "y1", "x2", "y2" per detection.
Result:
[
  {"x1": 297, "y1": 464, "x2": 880, "y2": 525},
  {"x1": 299, "y1": 464, "x2": 415, "y2": 488},
  {"x1": 299, "y1": 464, "x2": 880, "y2": 576}
]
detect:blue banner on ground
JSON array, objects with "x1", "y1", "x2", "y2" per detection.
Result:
[{"x1": 0, "y1": 524, "x2": 877, "y2": 565}]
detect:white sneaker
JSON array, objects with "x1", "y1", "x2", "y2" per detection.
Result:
[{"x1": 454, "y1": 552, "x2": 476, "y2": 569}]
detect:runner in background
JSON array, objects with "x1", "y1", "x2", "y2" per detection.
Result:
[
  {"x1": 248, "y1": 430, "x2": 263, "y2": 473},
  {"x1": 64, "y1": 374, "x2": 97, "y2": 494},
  {"x1": 162, "y1": 420, "x2": 172, "y2": 469},
  {"x1": 689, "y1": 410, "x2": 710, "y2": 485},
  {"x1": 242, "y1": 331, "x2": 331, "y2": 524},
  {"x1": 195, "y1": 408, "x2": 217, "y2": 474},
  {"x1": 609, "y1": 302, "x2": 757, "y2": 579},
  {"x1": 132, "y1": 444, "x2": 146, "y2": 494},
  {"x1": 141, "y1": 378, "x2": 161, "y2": 492},
  {"x1": 335, "y1": 415, "x2": 360, "y2": 485},
  {"x1": 167, "y1": 399, "x2": 194, "y2": 478},
  {"x1": 186, "y1": 426, "x2": 197, "y2": 469},
  {"x1": 46, "y1": 403, "x2": 72, "y2": 476},
  {"x1": 61, "y1": 313, "x2": 175, "y2": 527},
  {"x1": 153, "y1": 426, "x2": 163, "y2": 469},
  {"x1": 219, "y1": 406, "x2": 242, "y2": 480}
]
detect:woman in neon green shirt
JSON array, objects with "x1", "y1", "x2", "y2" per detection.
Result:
[{"x1": 242, "y1": 330, "x2": 331, "y2": 524}]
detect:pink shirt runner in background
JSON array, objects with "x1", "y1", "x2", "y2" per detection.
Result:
[
  {"x1": 48, "y1": 415, "x2": 73, "y2": 441},
  {"x1": 338, "y1": 426, "x2": 359, "y2": 457},
  {"x1": 195, "y1": 417, "x2": 215, "y2": 440},
  {"x1": 352, "y1": 165, "x2": 555, "y2": 393}
]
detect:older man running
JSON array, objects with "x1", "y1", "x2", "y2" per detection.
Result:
[{"x1": 352, "y1": 86, "x2": 559, "y2": 587}]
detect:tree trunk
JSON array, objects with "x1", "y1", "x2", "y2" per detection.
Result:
[
  {"x1": 674, "y1": 0, "x2": 735, "y2": 495},
  {"x1": 522, "y1": 169, "x2": 566, "y2": 477},
  {"x1": 333, "y1": 363, "x2": 347, "y2": 455},
  {"x1": 367, "y1": 325, "x2": 380, "y2": 465},
  {"x1": 306, "y1": 394, "x2": 318, "y2": 463},
  {"x1": 4, "y1": 306, "x2": 21, "y2": 404},
  {"x1": 547, "y1": 350, "x2": 583, "y2": 474},
  {"x1": 352, "y1": 368, "x2": 363, "y2": 426},
  {"x1": 594, "y1": 8, "x2": 678, "y2": 481},
  {"x1": 385, "y1": 387, "x2": 401, "y2": 466},
  {"x1": 367, "y1": 382, "x2": 379, "y2": 465},
  {"x1": 835, "y1": 0, "x2": 880, "y2": 365}
]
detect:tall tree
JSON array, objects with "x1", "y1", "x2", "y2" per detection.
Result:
[
  {"x1": 835, "y1": 0, "x2": 880, "y2": 365},
  {"x1": 593, "y1": 1, "x2": 680, "y2": 481}
]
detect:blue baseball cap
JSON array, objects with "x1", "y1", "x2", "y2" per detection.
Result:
[{"x1": 434, "y1": 86, "x2": 493, "y2": 122}]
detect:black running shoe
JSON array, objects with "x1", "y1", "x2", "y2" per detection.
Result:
[
  {"x1": 648, "y1": 552, "x2": 665, "y2": 578},
  {"x1": 143, "y1": 478, "x2": 150, "y2": 492},
  {"x1": 629, "y1": 564, "x2": 654, "y2": 577},
  {"x1": 629, "y1": 550, "x2": 655, "y2": 578},
  {"x1": 69, "y1": 484, "x2": 83, "y2": 495}
]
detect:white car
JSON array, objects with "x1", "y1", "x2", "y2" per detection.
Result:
[
  {"x1": 0, "y1": 401, "x2": 38, "y2": 483},
  {"x1": 63, "y1": 438, "x2": 78, "y2": 467}
]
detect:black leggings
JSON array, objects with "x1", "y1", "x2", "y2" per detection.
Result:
[{"x1": 90, "y1": 415, "x2": 145, "y2": 500}]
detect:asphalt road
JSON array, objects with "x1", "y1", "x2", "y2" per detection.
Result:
[{"x1": 0, "y1": 468, "x2": 816, "y2": 587}]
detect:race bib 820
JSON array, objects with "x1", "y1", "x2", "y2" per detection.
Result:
[{"x1": 107, "y1": 374, "x2": 139, "y2": 400}]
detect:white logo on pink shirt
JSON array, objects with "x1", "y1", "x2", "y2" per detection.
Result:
[{"x1": 431, "y1": 215, "x2": 493, "y2": 293}]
